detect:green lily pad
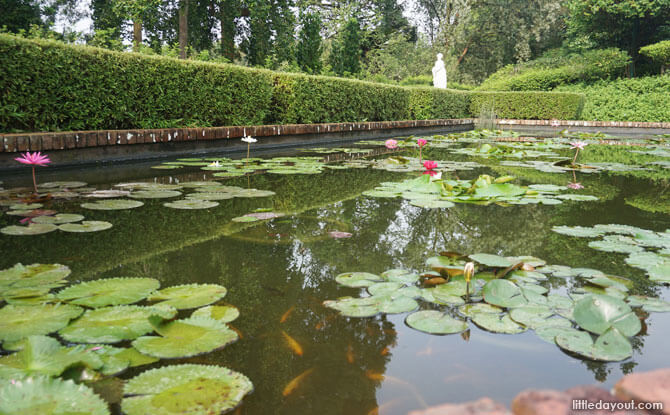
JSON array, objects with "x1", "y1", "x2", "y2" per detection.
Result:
[
  {"x1": 593, "y1": 224, "x2": 645, "y2": 235},
  {"x1": 58, "y1": 221, "x2": 113, "y2": 233},
  {"x1": 573, "y1": 294, "x2": 641, "y2": 336},
  {"x1": 57, "y1": 277, "x2": 160, "y2": 308},
  {"x1": 88, "y1": 344, "x2": 159, "y2": 376},
  {"x1": 335, "y1": 272, "x2": 383, "y2": 288},
  {"x1": 8, "y1": 203, "x2": 43, "y2": 210},
  {"x1": 231, "y1": 215, "x2": 259, "y2": 222},
  {"x1": 409, "y1": 199, "x2": 455, "y2": 208},
  {"x1": 163, "y1": 199, "x2": 219, "y2": 209},
  {"x1": 482, "y1": 280, "x2": 527, "y2": 308},
  {"x1": 148, "y1": 284, "x2": 227, "y2": 309},
  {"x1": 233, "y1": 189, "x2": 276, "y2": 198},
  {"x1": 81, "y1": 199, "x2": 144, "y2": 210},
  {"x1": 425, "y1": 256, "x2": 465, "y2": 275},
  {"x1": 535, "y1": 326, "x2": 578, "y2": 343},
  {"x1": 625, "y1": 252, "x2": 670, "y2": 281},
  {"x1": 405, "y1": 310, "x2": 468, "y2": 334},
  {"x1": 469, "y1": 253, "x2": 514, "y2": 268},
  {"x1": 555, "y1": 327, "x2": 633, "y2": 361},
  {"x1": 588, "y1": 239, "x2": 643, "y2": 254},
  {"x1": 40, "y1": 181, "x2": 88, "y2": 188},
  {"x1": 367, "y1": 282, "x2": 404, "y2": 296},
  {"x1": 381, "y1": 269, "x2": 420, "y2": 284},
  {"x1": 555, "y1": 194, "x2": 598, "y2": 201},
  {"x1": 471, "y1": 313, "x2": 527, "y2": 334},
  {"x1": 132, "y1": 316, "x2": 238, "y2": 358},
  {"x1": 626, "y1": 295, "x2": 670, "y2": 312},
  {"x1": 129, "y1": 190, "x2": 182, "y2": 199},
  {"x1": 552, "y1": 225, "x2": 606, "y2": 238},
  {"x1": 191, "y1": 305, "x2": 240, "y2": 323},
  {"x1": 0, "y1": 263, "x2": 70, "y2": 293},
  {"x1": 32, "y1": 214, "x2": 85, "y2": 224},
  {"x1": 0, "y1": 304, "x2": 83, "y2": 342},
  {"x1": 187, "y1": 192, "x2": 235, "y2": 201},
  {"x1": 509, "y1": 305, "x2": 571, "y2": 329},
  {"x1": 59, "y1": 305, "x2": 177, "y2": 343},
  {"x1": 121, "y1": 364, "x2": 252, "y2": 415},
  {"x1": 458, "y1": 303, "x2": 503, "y2": 317},
  {"x1": 0, "y1": 376, "x2": 110, "y2": 415},
  {"x1": 0, "y1": 335, "x2": 103, "y2": 378},
  {"x1": 1, "y1": 223, "x2": 58, "y2": 235},
  {"x1": 323, "y1": 294, "x2": 418, "y2": 317}
]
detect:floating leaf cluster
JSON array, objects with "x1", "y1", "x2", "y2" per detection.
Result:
[
  {"x1": 363, "y1": 174, "x2": 598, "y2": 207},
  {"x1": 324, "y1": 251, "x2": 668, "y2": 362},
  {"x1": 553, "y1": 224, "x2": 670, "y2": 282},
  {"x1": 0, "y1": 263, "x2": 252, "y2": 414}
]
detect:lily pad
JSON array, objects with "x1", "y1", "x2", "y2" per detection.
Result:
[
  {"x1": 0, "y1": 304, "x2": 83, "y2": 342},
  {"x1": 57, "y1": 277, "x2": 160, "y2": 308},
  {"x1": 191, "y1": 305, "x2": 240, "y2": 323},
  {"x1": 1, "y1": 223, "x2": 58, "y2": 236},
  {"x1": 121, "y1": 364, "x2": 253, "y2": 415},
  {"x1": 0, "y1": 376, "x2": 110, "y2": 415},
  {"x1": 381, "y1": 269, "x2": 420, "y2": 285},
  {"x1": 573, "y1": 294, "x2": 641, "y2": 336},
  {"x1": 472, "y1": 313, "x2": 527, "y2": 334},
  {"x1": 58, "y1": 221, "x2": 113, "y2": 233},
  {"x1": 231, "y1": 215, "x2": 259, "y2": 222},
  {"x1": 32, "y1": 214, "x2": 85, "y2": 224},
  {"x1": 588, "y1": 239, "x2": 643, "y2": 254},
  {"x1": 555, "y1": 327, "x2": 633, "y2": 361},
  {"x1": 458, "y1": 303, "x2": 503, "y2": 318},
  {"x1": 163, "y1": 199, "x2": 219, "y2": 209},
  {"x1": 535, "y1": 326, "x2": 579, "y2": 343},
  {"x1": 129, "y1": 190, "x2": 182, "y2": 199},
  {"x1": 469, "y1": 253, "x2": 514, "y2": 268},
  {"x1": 88, "y1": 345, "x2": 159, "y2": 376},
  {"x1": 552, "y1": 225, "x2": 606, "y2": 238},
  {"x1": 367, "y1": 282, "x2": 404, "y2": 296},
  {"x1": 482, "y1": 280, "x2": 527, "y2": 308},
  {"x1": 509, "y1": 306, "x2": 571, "y2": 329},
  {"x1": 40, "y1": 181, "x2": 88, "y2": 189},
  {"x1": 59, "y1": 305, "x2": 177, "y2": 343},
  {"x1": 187, "y1": 192, "x2": 235, "y2": 201},
  {"x1": 81, "y1": 199, "x2": 144, "y2": 210},
  {"x1": 132, "y1": 316, "x2": 238, "y2": 358},
  {"x1": 323, "y1": 294, "x2": 418, "y2": 317},
  {"x1": 335, "y1": 272, "x2": 383, "y2": 288},
  {"x1": 626, "y1": 295, "x2": 670, "y2": 312},
  {"x1": 409, "y1": 199, "x2": 455, "y2": 209},
  {"x1": 148, "y1": 284, "x2": 227, "y2": 309},
  {"x1": 405, "y1": 310, "x2": 468, "y2": 334},
  {"x1": 0, "y1": 335, "x2": 103, "y2": 378}
]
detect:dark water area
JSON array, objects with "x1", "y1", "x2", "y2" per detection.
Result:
[{"x1": 1, "y1": 139, "x2": 669, "y2": 415}]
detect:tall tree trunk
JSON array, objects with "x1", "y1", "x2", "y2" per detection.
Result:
[
  {"x1": 179, "y1": 0, "x2": 189, "y2": 59},
  {"x1": 133, "y1": 19, "x2": 142, "y2": 51}
]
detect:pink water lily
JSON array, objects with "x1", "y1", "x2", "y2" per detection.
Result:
[
  {"x1": 15, "y1": 152, "x2": 51, "y2": 194},
  {"x1": 570, "y1": 141, "x2": 588, "y2": 150},
  {"x1": 385, "y1": 139, "x2": 398, "y2": 149},
  {"x1": 423, "y1": 160, "x2": 438, "y2": 170},
  {"x1": 567, "y1": 182, "x2": 584, "y2": 190},
  {"x1": 417, "y1": 139, "x2": 427, "y2": 147}
]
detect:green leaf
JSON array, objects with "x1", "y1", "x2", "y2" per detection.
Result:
[
  {"x1": 334, "y1": 272, "x2": 383, "y2": 288},
  {"x1": 163, "y1": 200, "x2": 219, "y2": 209},
  {"x1": 57, "y1": 278, "x2": 160, "y2": 308},
  {"x1": 0, "y1": 376, "x2": 110, "y2": 415},
  {"x1": 0, "y1": 304, "x2": 83, "y2": 342},
  {"x1": 81, "y1": 199, "x2": 144, "y2": 210},
  {"x1": 469, "y1": 253, "x2": 514, "y2": 268},
  {"x1": 555, "y1": 327, "x2": 633, "y2": 362},
  {"x1": 148, "y1": 284, "x2": 227, "y2": 309},
  {"x1": 482, "y1": 280, "x2": 527, "y2": 308},
  {"x1": 471, "y1": 313, "x2": 527, "y2": 334},
  {"x1": 132, "y1": 316, "x2": 238, "y2": 358},
  {"x1": 1, "y1": 223, "x2": 58, "y2": 236},
  {"x1": 573, "y1": 294, "x2": 641, "y2": 336},
  {"x1": 405, "y1": 310, "x2": 468, "y2": 334},
  {"x1": 122, "y1": 364, "x2": 252, "y2": 415},
  {"x1": 32, "y1": 214, "x2": 85, "y2": 224},
  {"x1": 626, "y1": 295, "x2": 670, "y2": 313},
  {"x1": 191, "y1": 305, "x2": 240, "y2": 323},
  {"x1": 58, "y1": 221, "x2": 113, "y2": 233},
  {"x1": 509, "y1": 306, "x2": 571, "y2": 330}
]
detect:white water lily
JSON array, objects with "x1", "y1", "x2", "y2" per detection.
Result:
[
  {"x1": 208, "y1": 161, "x2": 221, "y2": 167},
  {"x1": 241, "y1": 136, "x2": 257, "y2": 144}
]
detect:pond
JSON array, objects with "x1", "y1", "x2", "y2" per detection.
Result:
[{"x1": 1, "y1": 130, "x2": 669, "y2": 415}]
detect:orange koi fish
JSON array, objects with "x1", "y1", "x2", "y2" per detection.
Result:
[
  {"x1": 365, "y1": 370, "x2": 385, "y2": 381},
  {"x1": 282, "y1": 368, "x2": 315, "y2": 397},
  {"x1": 346, "y1": 344, "x2": 355, "y2": 364},
  {"x1": 380, "y1": 347, "x2": 390, "y2": 356},
  {"x1": 280, "y1": 306, "x2": 295, "y2": 323},
  {"x1": 281, "y1": 330, "x2": 304, "y2": 356}
]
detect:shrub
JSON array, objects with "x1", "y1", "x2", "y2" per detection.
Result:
[
  {"x1": 639, "y1": 40, "x2": 670, "y2": 73},
  {"x1": 0, "y1": 34, "x2": 275, "y2": 132},
  {"x1": 407, "y1": 88, "x2": 470, "y2": 119},
  {"x1": 479, "y1": 48, "x2": 631, "y2": 91},
  {"x1": 469, "y1": 91, "x2": 585, "y2": 120},
  {"x1": 556, "y1": 75, "x2": 670, "y2": 122}
]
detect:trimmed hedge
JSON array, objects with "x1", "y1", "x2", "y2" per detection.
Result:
[
  {"x1": 469, "y1": 91, "x2": 584, "y2": 120},
  {"x1": 0, "y1": 34, "x2": 275, "y2": 132},
  {"x1": 0, "y1": 34, "x2": 585, "y2": 133},
  {"x1": 556, "y1": 75, "x2": 670, "y2": 122}
]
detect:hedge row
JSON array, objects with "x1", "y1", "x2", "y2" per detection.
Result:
[{"x1": 0, "y1": 34, "x2": 584, "y2": 133}]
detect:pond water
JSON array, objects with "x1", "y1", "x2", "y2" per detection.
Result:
[{"x1": 1, "y1": 132, "x2": 669, "y2": 415}]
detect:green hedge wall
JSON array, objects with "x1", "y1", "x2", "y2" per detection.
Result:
[
  {"x1": 0, "y1": 34, "x2": 585, "y2": 133},
  {"x1": 469, "y1": 91, "x2": 584, "y2": 120},
  {"x1": 0, "y1": 34, "x2": 275, "y2": 132}
]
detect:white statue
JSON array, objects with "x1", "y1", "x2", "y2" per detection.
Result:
[{"x1": 432, "y1": 53, "x2": 447, "y2": 89}]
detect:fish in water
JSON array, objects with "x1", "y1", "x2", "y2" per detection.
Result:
[
  {"x1": 281, "y1": 330, "x2": 304, "y2": 356},
  {"x1": 380, "y1": 347, "x2": 390, "y2": 356},
  {"x1": 280, "y1": 306, "x2": 295, "y2": 323},
  {"x1": 365, "y1": 370, "x2": 384, "y2": 381},
  {"x1": 346, "y1": 344, "x2": 355, "y2": 364},
  {"x1": 282, "y1": 368, "x2": 315, "y2": 397}
]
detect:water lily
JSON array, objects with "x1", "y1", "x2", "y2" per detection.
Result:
[
  {"x1": 417, "y1": 139, "x2": 427, "y2": 163},
  {"x1": 463, "y1": 262, "x2": 475, "y2": 301},
  {"x1": 208, "y1": 161, "x2": 221, "y2": 167},
  {"x1": 567, "y1": 182, "x2": 584, "y2": 190},
  {"x1": 14, "y1": 151, "x2": 51, "y2": 193},
  {"x1": 385, "y1": 139, "x2": 398, "y2": 150},
  {"x1": 241, "y1": 135, "x2": 257, "y2": 166},
  {"x1": 423, "y1": 160, "x2": 439, "y2": 177},
  {"x1": 570, "y1": 141, "x2": 587, "y2": 165}
]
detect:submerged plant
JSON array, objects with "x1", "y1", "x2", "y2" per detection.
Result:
[
  {"x1": 15, "y1": 152, "x2": 51, "y2": 194},
  {"x1": 570, "y1": 141, "x2": 588, "y2": 165}
]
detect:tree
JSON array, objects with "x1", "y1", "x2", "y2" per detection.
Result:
[
  {"x1": 178, "y1": 0, "x2": 188, "y2": 58},
  {"x1": 113, "y1": 0, "x2": 162, "y2": 50},
  {"x1": 330, "y1": 17, "x2": 361, "y2": 75},
  {"x1": 0, "y1": 0, "x2": 42, "y2": 32},
  {"x1": 296, "y1": 11, "x2": 323, "y2": 73},
  {"x1": 567, "y1": 0, "x2": 670, "y2": 71}
]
